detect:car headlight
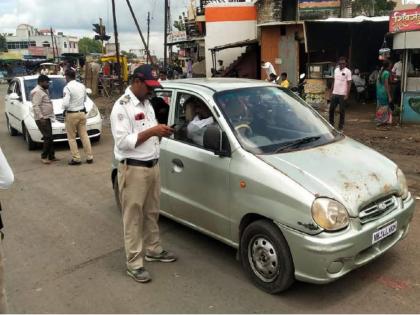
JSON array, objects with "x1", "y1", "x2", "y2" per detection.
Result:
[
  {"x1": 397, "y1": 168, "x2": 408, "y2": 199},
  {"x1": 311, "y1": 198, "x2": 349, "y2": 231},
  {"x1": 87, "y1": 104, "x2": 99, "y2": 119}
]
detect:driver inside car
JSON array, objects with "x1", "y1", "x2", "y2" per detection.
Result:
[{"x1": 187, "y1": 101, "x2": 215, "y2": 146}]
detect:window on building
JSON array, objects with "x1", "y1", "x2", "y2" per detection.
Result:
[
  {"x1": 42, "y1": 41, "x2": 50, "y2": 47},
  {"x1": 64, "y1": 42, "x2": 67, "y2": 48},
  {"x1": 29, "y1": 41, "x2": 36, "y2": 47}
]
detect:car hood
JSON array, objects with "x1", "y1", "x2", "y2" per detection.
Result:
[
  {"x1": 258, "y1": 137, "x2": 399, "y2": 217},
  {"x1": 26, "y1": 97, "x2": 94, "y2": 115}
]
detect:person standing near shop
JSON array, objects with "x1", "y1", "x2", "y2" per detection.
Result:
[
  {"x1": 329, "y1": 57, "x2": 352, "y2": 131},
  {"x1": 375, "y1": 60, "x2": 393, "y2": 127},
  {"x1": 110, "y1": 64, "x2": 176, "y2": 283},
  {"x1": 0, "y1": 147, "x2": 14, "y2": 313},
  {"x1": 31, "y1": 75, "x2": 58, "y2": 164},
  {"x1": 62, "y1": 69, "x2": 93, "y2": 165}
]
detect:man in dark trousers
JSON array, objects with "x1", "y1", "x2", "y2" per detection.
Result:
[
  {"x1": 329, "y1": 57, "x2": 352, "y2": 131},
  {"x1": 31, "y1": 75, "x2": 59, "y2": 164}
]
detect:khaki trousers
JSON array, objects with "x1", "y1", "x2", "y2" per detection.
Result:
[
  {"x1": 65, "y1": 112, "x2": 93, "y2": 161},
  {"x1": 0, "y1": 238, "x2": 7, "y2": 314},
  {"x1": 118, "y1": 163, "x2": 162, "y2": 270}
]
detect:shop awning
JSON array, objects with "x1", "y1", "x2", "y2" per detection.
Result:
[{"x1": 209, "y1": 39, "x2": 258, "y2": 52}]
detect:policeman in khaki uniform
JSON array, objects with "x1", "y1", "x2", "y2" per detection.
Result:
[{"x1": 110, "y1": 65, "x2": 176, "y2": 283}]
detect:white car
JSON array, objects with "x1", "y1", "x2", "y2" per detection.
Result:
[{"x1": 4, "y1": 75, "x2": 102, "y2": 150}]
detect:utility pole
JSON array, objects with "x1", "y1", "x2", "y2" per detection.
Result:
[
  {"x1": 164, "y1": 0, "x2": 168, "y2": 70},
  {"x1": 50, "y1": 27, "x2": 56, "y2": 62},
  {"x1": 99, "y1": 17, "x2": 104, "y2": 54},
  {"x1": 111, "y1": 0, "x2": 122, "y2": 90},
  {"x1": 146, "y1": 11, "x2": 150, "y2": 64},
  {"x1": 126, "y1": 0, "x2": 153, "y2": 65}
]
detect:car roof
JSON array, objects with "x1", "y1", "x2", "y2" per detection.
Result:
[
  {"x1": 17, "y1": 75, "x2": 65, "y2": 81},
  {"x1": 160, "y1": 78, "x2": 274, "y2": 93}
]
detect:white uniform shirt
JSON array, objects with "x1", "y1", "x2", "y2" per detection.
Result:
[
  {"x1": 110, "y1": 87, "x2": 159, "y2": 162},
  {"x1": 0, "y1": 148, "x2": 14, "y2": 190},
  {"x1": 62, "y1": 80, "x2": 86, "y2": 111},
  {"x1": 187, "y1": 115, "x2": 214, "y2": 146}
]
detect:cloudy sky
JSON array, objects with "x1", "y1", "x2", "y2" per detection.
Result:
[{"x1": 0, "y1": 0, "x2": 189, "y2": 57}]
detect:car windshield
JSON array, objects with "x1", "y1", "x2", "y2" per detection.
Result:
[
  {"x1": 214, "y1": 86, "x2": 341, "y2": 154},
  {"x1": 24, "y1": 78, "x2": 66, "y2": 100}
]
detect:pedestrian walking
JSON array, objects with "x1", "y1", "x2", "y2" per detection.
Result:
[
  {"x1": 31, "y1": 75, "x2": 59, "y2": 164},
  {"x1": 329, "y1": 57, "x2": 352, "y2": 131},
  {"x1": 62, "y1": 69, "x2": 93, "y2": 165},
  {"x1": 0, "y1": 147, "x2": 14, "y2": 313},
  {"x1": 110, "y1": 64, "x2": 176, "y2": 283},
  {"x1": 375, "y1": 60, "x2": 393, "y2": 127}
]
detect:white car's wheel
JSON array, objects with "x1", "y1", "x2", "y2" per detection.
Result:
[
  {"x1": 6, "y1": 114, "x2": 18, "y2": 136},
  {"x1": 22, "y1": 124, "x2": 38, "y2": 151}
]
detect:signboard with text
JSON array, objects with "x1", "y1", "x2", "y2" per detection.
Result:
[
  {"x1": 168, "y1": 31, "x2": 187, "y2": 44},
  {"x1": 390, "y1": 9, "x2": 420, "y2": 33}
]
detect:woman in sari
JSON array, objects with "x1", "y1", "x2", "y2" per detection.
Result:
[{"x1": 375, "y1": 60, "x2": 393, "y2": 126}]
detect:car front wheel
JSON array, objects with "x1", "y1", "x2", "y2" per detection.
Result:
[
  {"x1": 240, "y1": 220, "x2": 295, "y2": 294},
  {"x1": 22, "y1": 124, "x2": 38, "y2": 151},
  {"x1": 6, "y1": 114, "x2": 18, "y2": 136}
]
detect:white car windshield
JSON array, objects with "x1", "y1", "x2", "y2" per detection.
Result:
[
  {"x1": 24, "y1": 78, "x2": 66, "y2": 100},
  {"x1": 214, "y1": 86, "x2": 340, "y2": 154}
]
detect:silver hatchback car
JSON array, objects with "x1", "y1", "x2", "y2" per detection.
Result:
[{"x1": 111, "y1": 78, "x2": 415, "y2": 293}]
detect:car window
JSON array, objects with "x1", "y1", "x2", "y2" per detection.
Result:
[
  {"x1": 24, "y1": 77, "x2": 66, "y2": 100},
  {"x1": 172, "y1": 92, "x2": 220, "y2": 150},
  {"x1": 214, "y1": 86, "x2": 340, "y2": 154},
  {"x1": 15, "y1": 81, "x2": 22, "y2": 96},
  {"x1": 7, "y1": 81, "x2": 15, "y2": 95},
  {"x1": 150, "y1": 90, "x2": 172, "y2": 124}
]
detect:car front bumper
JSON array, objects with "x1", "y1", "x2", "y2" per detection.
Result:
[
  {"x1": 28, "y1": 117, "x2": 102, "y2": 143},
  {"x1": 276, "y1": 195, "x2": 416, "y2": 284}
]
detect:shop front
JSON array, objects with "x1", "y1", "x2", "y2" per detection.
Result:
[{"x1": 390, "y1": 8, "x2": 420, "y2": 124}]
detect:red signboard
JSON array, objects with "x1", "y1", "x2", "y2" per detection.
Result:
[{"x1": 390, "y1": 8, "x2": 420, "y2": 33}]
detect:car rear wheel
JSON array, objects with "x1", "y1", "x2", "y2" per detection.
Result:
[
  {"x1": 22, "y1": 123, "x2": 38, "y2": 151},
  {"x1": 6, "y1": 114, "x2": 18, "y2": 136},
  {"x1": 240, "y1": 220, "x2": 294, "y2": 294}
]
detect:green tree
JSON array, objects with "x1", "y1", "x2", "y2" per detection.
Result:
[
  {"x1": 352, "y1": 0, "x2": 396, "y2": 16},
  {"x1": 0, "y1": 34, "x2": 7, "y2": 52},
  {"x1": 121, "y1": 50, "x2": 137, "y2": 59},
  {"x1": 78, "y1": 37, "x2": 103, "y2": 54},
  {"x1": 173, "y1": 15, "x2": 186, "y2": 31}
]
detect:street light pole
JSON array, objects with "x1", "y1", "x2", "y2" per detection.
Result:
[
  {"x1": 164, "y1": 0, "x2": 168, "y2": 70},
  {"x1": 111, "y1": 0, "x2": 122, "y2": 90}
]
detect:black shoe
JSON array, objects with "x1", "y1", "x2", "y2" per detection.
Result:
[
  {"x1": 86, "y1": 159, "x2": 93, "y2": 164},
  {"x1": 145, "y1": 250, "x2": 177, "y2": 263},
  {"x1": 68, "y1": 159, "x2": 82, "y2": 166},
  {"x1": 126, "y1": 267, "x2": 151, "y2": 283}
]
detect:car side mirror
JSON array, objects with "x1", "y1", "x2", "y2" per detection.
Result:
[
  {"x1": 9, "y1": 92, "x2": 21, "y2": 101},
  {"x1": 86, "y1": 88, "x2": 92, "y2": 95},
  {"x1": 203, "y1": 125, "x2": 231, "y2": 157}
]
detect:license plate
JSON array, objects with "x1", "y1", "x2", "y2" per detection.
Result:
[{"x1": 372, "y1": 221, "x2": 397, "y2": 244}]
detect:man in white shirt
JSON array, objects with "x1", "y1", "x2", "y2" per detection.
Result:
[
  {"x1": 0, "y1": 147, "x2": 14, "y2": 313},
  {"x1": 261, "y1": 60, "x2": 276, "y2": 80},
  {"x1": 187, "y1": 101, "x2": 214, "y2": 146},
  {"x1": 110, "y1": 65, "x2": 176, "y2": 284},
  {"x1": 62, "y1": 69, "x2": 93, "y2": 165},
  {"x1": 352, "y1": 69, "x2": 367, "y2": 103},
  {"x1": 329, "y1": 57, "x2": 352, "y2": 131}
]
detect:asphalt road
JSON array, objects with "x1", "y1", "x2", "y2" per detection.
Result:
[{"x1": 0, "y1": 84, "x2": 419, "y2": 313}]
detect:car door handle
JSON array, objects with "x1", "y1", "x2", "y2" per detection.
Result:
[{"x1": 171, "y1": 158, "x2": 184, "y2": 173}]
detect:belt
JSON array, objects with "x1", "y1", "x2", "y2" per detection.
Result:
[
  {"x1": 67, "y1": 109, "x2": 85, "y2": 113},
  {"x1": 121, "y1": 158, "x2": 159, "y2": 168}
]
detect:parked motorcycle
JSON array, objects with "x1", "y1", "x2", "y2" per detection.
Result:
[{"x1": 291, "y1": 73, "x2": 306, "y2": 99}]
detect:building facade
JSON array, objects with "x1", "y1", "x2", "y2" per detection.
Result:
[{"x1": 5, "y1": 24, "x2": 79, "y2": 59}]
